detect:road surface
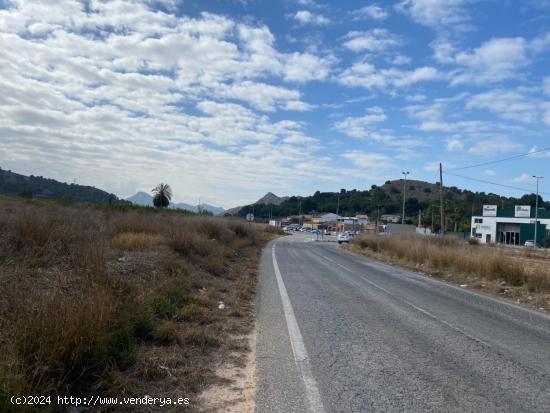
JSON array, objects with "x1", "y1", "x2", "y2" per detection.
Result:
[{"x1": 255, "y1": 233, "x2": 550, "y2": 412}]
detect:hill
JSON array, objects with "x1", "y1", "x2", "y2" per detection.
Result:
[
  {"x1": 126, "y1": 192, "x2": 224, "y2": 215},
  {"x1": 224, "y1": 192, "x2": 289, "y2": 216},
  {"x1": 0, "y1": 167, "x2": 118, "y2": 204},
  {"x1": 237, "y1": 180, "x2": 549, "y2": 232}
]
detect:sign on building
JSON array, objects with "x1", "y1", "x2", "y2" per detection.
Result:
[
  {"x1": 482, "y1": 205, "x2": 497, "y2": 217},
  {"x1": 514, "y1": 205, "x2": 531, "y2": 218}
]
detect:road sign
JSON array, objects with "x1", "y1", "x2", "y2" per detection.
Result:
[{"x1": 246, "y1": 213, "x2": 254, "y2": 222}]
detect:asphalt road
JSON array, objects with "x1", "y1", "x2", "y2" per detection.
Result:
[{"x1": 255, "y1": 233, "x2": 550, "y2": 413}]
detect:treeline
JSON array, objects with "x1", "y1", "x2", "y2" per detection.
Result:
[
  {"x1": 0, "y1": 167, "x2": 119, "y2": 204},
  {"x1": 238, "y1": 182, "x2": 548, "y2": 232}
]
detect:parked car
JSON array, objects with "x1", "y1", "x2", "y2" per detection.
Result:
[
  {"x1": 524, "y1": 240, "x2": 541, "y2": 247},
  {"x1": 337, "y1": 232, "x2": 353, "y2": 244}
]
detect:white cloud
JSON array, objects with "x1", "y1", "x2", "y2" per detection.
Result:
[
  {"x1": 528, "y1": 146, "x2": 550, "y2": 158},
  {"x1": 513, "y1": 173, "x2": 535, "y2": 183},
  {"x1": 333, "y1": 107, "x2": 387, "y2": 139},
  {"x1": 451, "y1": 37, "x2": 529, "y2": 84},
  {"x1": 395, "y1": 0, "x2": 475, "y2": 29},
  {"x1": 446, "y1": 139, "x2": 464, "y2": 151},
  {"x1": 424, "y1": 161, "x2": 455, "y2": 172},
  {"x1": 485, "y1": 169, "x2": 496, "y2": 176},
  {"x1": 293, "y1": 10, "x2": 330, "y2": 26},
  {"x1": 352, "y1": 5, "x2": 389, "y2": 21},
  {"x1": 338, "y1": 61, "x2": 439, "y2": 90},
  {"x1": 341, "y1": 151, "x2": 390, "y2": 168},
  {"x1": 343, "y1": 29, "x2": 401, "y2": 53},
  {"x1": 0, "y1": 1, "x2": 339, "y2": 206},
  {"x1": 466, "y1": 89, "x2": 539, "y2": 123},
  {"x1": 283, "y1": 52, "x2": 334, "y2": 82},
  {"x1": 468, "y1": 138, "x2": 522, "y2": 156},
  {"x1": 544, "y1": 77, "x2": 550, "y2": 96},
  {"x1": 405, "y1": 94, "x2": 426, "y2": 102}
]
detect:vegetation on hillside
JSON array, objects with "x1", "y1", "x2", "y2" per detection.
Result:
[
  {"x1": 239, "y1": 180, "x2": 548, "y2": 232},
  {"x1": 0, "y1": 199, "x2": 276, "y2": 412},
  {"x1": 0, "y1": 167, "x2": 119, "y2": 204}
]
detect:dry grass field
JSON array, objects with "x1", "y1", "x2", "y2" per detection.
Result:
[
  {"x1": 0, "y1": 199, "x2": 278, "y2": 412},
  {"x1": 350, "y1": 234, "x2": 550, "y2": 311}
]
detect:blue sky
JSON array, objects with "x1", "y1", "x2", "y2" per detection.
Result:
[{"x1": 1, "y1": 0, "x2": 550, "y2": 207}]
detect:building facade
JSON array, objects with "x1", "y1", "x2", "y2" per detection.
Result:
[{"x1": 471, "y1": 205, "x2": 550, "y2": 246}]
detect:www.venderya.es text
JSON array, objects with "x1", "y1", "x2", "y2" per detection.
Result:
[{"x1": 10, "y1": 395, "x2": 190, "y2": 407}]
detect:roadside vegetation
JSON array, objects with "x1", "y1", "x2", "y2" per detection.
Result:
[
  {"x1": 350, "y1": 234, "x2": 550, "y2": 310},
  {"x1": 0, "y1": 198, "x2": 278, "y2": 412}
]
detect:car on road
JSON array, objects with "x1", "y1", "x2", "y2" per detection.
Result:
[{"x1": 337, "y1": 232, "x2": 353, "y2": 244}]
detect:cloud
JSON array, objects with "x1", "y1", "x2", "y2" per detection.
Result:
[
  {"x1": 343, "y1": 29, "x2": 401, "y2": 53},
  {"x1": 485, "y1": 169, "x2": 496, "y2": 176},
  {"x1": 341, "y1": 151, "x2": 391, "y2": 167},
  {"x1": 446, "y1": 139, "x2": 464, "y2": 151},
  {"x1": 338, "y1": 61, "x2": 439, "y2": 90},
  {"x1": 468, "y1": 138, "x2": 522, "y2": 156},
  {"x1": 333, "y1": 107, "x2": 387, "y2": 139},
  {"x1": 351, "y1": 5, "x2": 389, "y2": 21},
  {"x1": 395, "y1": 0, "x2": 475, "y2": 29},
  {"x1": 528, "y1": 146, "x2": 550, "y2": 158},
  {"x1": 451, "y1": 37, "x2": 529, "y2": 84},
  {"x1": 466, "y1": 89, "x2": 539, "y2": 123},
  {"x1": 293, "y1": 10, "x2": 330, "y2": 26},
  {"x1": 0, "y1": 1, "x2": 340, "y2": 206},
  {"x1": 544, "y1": 76, "x2": 550, "y2": 96},
  {"x1": 283, "y1": 52, "x2": 334, "y2": 82},
  {"x1": 513, "y1": 173, "x2": 535, "y2": 183}
]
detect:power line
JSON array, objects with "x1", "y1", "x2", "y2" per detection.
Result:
[
  {"x1": 443, "y1": 171, "x2": 550, "y2": 197},
  {"x1": 444, "y1": 146, "x2": 550, "y2": 172}
]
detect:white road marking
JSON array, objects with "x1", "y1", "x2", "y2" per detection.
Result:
[
  {"x1": 314, "y1": 250, "x2": 491, "y2": 348},
  {"x1": 272, "y1": 244, "x2": 326, "y2": 413}
]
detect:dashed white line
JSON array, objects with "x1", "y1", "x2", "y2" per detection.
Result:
[
  {"x1": 314, "y1": 250, "x2": 491, "y2": 348},
  {"x1": 272, "y1": 243, "x2": 326, "y2": 413}
]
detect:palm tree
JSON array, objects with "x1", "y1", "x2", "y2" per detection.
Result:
[{"x1": 152, "y1": 183, "x2": 172, "y2": 208}]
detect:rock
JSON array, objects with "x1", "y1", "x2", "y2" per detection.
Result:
[
  {"x1": 495, "y1": 278, "x2": 506, "y2": 286},
  {"x1": 218, "y1": 302, "x2": 225, "y2": 310}
]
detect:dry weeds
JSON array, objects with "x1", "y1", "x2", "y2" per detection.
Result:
[
  {"x1": 350, "y1": 233, "x2": 550, "y2": 311},
  {"x1": 0, "y1": 199, "x2": 277, "y2": 412}
]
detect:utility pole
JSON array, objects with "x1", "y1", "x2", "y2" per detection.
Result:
[
  {"x1": 533, "y1": 175, "x2": 543, "y2": 248},
  {"x1": 402, "y1": 171, "x2": 410, "y2": 224},
  {"x1": 439, "y1": 162, "x2": 444, "y2": 235},
  {"x1": 418, "y1": 209, "x2": 422, "y2": 228}
]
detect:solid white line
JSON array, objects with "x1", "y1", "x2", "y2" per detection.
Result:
[{"x1": 272, "y1": 244, "x2": 326, "y2": 413}]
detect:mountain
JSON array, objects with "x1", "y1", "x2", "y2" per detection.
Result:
[
  {"x1": 126, "y1": 191, "x2": 153, "y2": 206},
  {"x1": 126, "y1": 192, "x2": 224, "y2": 214},
  {"x1": 236, "y1": 180, "x2": 549, "y2": 232},
  {"x1": 224, "y1": 192, "x2": 288, "y2": 216},
  {"x1": 255, "y1": 192, "x2": 289, "y2": 206},
  {"x1": 0, "y1": 167, "x2": 119, "y2": 204}
]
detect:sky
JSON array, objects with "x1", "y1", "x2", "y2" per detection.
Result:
[{"x1": 1, "y1": 0, "x2": 550, "y2": 208}]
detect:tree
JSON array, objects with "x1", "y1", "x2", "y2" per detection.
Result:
[{"x1": 152, "y1": 183, "x2": 172, "y2": 208}]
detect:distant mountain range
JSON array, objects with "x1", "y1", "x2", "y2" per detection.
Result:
[
  {"x1": 223, "y1": 192, "x2": 288, "y2": 216},
  {"x1": 126, "y1": 191, "x2": 224, "y2": 215},
  {"x1": 0, "y1": 167, "x2": 119, "y2": 204}
]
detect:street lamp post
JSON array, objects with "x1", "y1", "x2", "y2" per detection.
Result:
[
  {"x1": 402, "y1": 171, "x2": 410, "y2": 224},
  {"x1": 533, "y1": 175, "x2": 544, "y2": 248}
]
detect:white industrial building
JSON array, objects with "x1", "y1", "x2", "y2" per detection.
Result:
[{"x1": 471, "y1": 205, "x2": 550, "y2": 246}]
